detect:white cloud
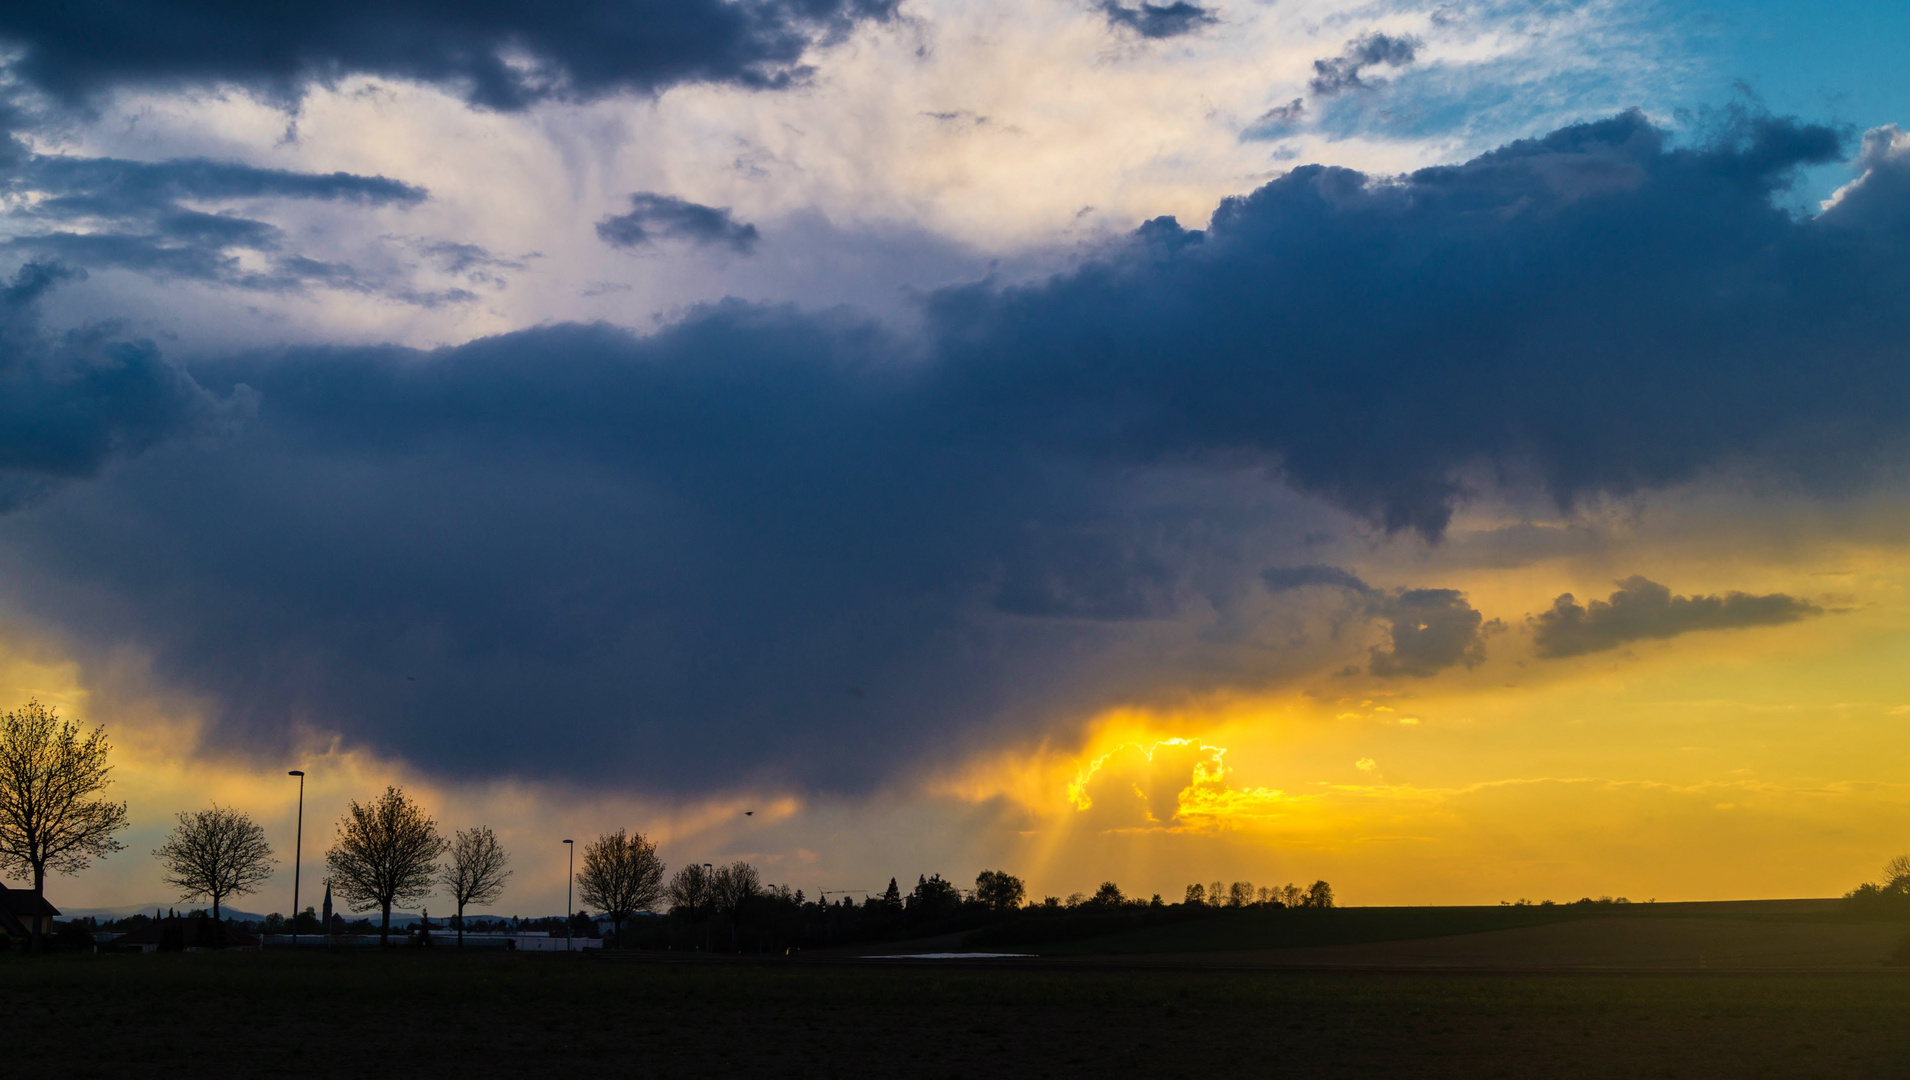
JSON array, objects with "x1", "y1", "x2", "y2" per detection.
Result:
[{"x1": 11, "y1": 0, "x2": 1682, "y2": 352}]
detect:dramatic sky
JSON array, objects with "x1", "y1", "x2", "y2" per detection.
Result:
[{"x1": 4, "y1": 0, "x2": 1910, "y2": 917}]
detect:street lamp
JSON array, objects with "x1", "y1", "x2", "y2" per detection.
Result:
[
  {"x1": 563, "y1": 839, "x2": 574, "y2": 953},
  {"x1": 288, "y1": 770, "x2": 305, "y2": 950}
]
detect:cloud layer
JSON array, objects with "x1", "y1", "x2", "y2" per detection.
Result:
[
  {"x1": 2, "y1": 110, "x2": 1908, "y2": 797},
  {"x1": 5, "y1": 150, "x2": 428, "y2": 292}
]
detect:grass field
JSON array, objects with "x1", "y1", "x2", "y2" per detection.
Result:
[
  {"x1": 1027, "y1": 900, "x2": 1908, "y2": 968},
  {"x1": 8, "y1": 946, "x2": 1910, "y2": 1078},
  {"x1": 1031, "y1": 903, "x2": 1600, "y2": 955}
]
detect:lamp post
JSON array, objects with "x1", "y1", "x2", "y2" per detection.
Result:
[
  {"x1": 288, "y1": 770, "x2": 305, "y2": 949},
  {"x1": 563, "y1": 839, "x2": 574, "y2": 953}
]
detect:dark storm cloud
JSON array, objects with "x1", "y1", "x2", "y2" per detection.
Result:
[
  {"x1": 0, "y1": 0, "x2": 899, "y2": 110},
  {"x1": 596, "y1": 194, "x2": 761, "y2": 254},
  {"x1": 1261, "y1": 564, "x2": 1373, "y2": 594},
  {"x1": 1368, "y1": 588, "x2": 1492, "y2": 677},
  {"x1": 928, "y1": 109, "x2": 1860, "y2": 537},
  {"x1": 1308, "y1": 32, "x2": 1419, "y2": 96},
  {"x1": 0, "y1": 261, "x2": 247, "y2": 508},
  {"x1": 1260, "y1": 566, "x2": 1491, "y2": 675},
  {"x1": 3, "y1": 305, "x2": 1111, "y2": 792},
  {"x1": 3, "y1": 151, "x2": 430, "y2": 292},
  {"x1": 19, "y1": 156, "x2": 426, "y2": 209},
  {"x1": 1100, "y1": 2, "x2": 1217, "y2": 39},
  {"x1": 1530, "y1": 576, "x2": 1822, "y2": 658},
  {"x1": 4, "y1": 110, "x2": 1909, "y2": 793}
]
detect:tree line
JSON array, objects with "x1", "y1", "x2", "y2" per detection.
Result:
[
  {"x1": 1842, "y1": 854, "x2": 1910, "y2": 916},
  {"x1": 0, "y1": 699, "x2": 1339, "y2": 952}
]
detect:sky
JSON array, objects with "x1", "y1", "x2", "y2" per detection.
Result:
[{"x1": 2, "y1": 0, "x2": 1910, "y2": 919}]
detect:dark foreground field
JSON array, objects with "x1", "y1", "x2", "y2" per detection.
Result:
[{"x1": 8, "y1": 948, "x2": 1910, "y2": 1079}]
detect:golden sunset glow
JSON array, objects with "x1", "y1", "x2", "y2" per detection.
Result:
[{"x1": 914, "y1": 505, "x2": 1910, "y2": 906}]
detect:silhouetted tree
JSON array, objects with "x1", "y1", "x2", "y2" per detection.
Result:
[
  {"x1": 153, "y1": 804, "x2": 275, "y2": 920},
  {"x1": 1227, "y1": 881, "x2": 1253, "y2": 907},
  {"x1": 1208, "y1": 880, "x2": 1224, "y2": 906},
  {"x1": 711, "y1": 860, "x2": 761, "y2": 913},
  {"x1": 710, "y1": 860, "x2": 760, "y2": 949},
  {"x1": 1843, "y1": 855, "x2": 1910, "y2": 915},
  {"x1": 1306, "y1": 880, "x2": 1335, "y2": 908},
  {"x1": 907, "y1": 873, "x2": 962, "y2": 921},
  {"x1": 577, "y1": 829, "x2": 663, "y2": 948},
  {"x1": 881, "y1": 877, "x2": 903, "y2": 913},
  {"x1": 325, "y1": 786, "x2": 447, "y2": 946},
  {"x1": 1184, "y1": 883, "x2": 1206, "y2": 906},
  {"x1": 439, "y1": 826, "x2": 511, "y2": 946},
  {"x1": 974, "y1": 869, "x2": 1026, "y2": 912},
  {"x1": 1089, "y1": 881, "x2": 1126, "y2": 908},
  {"x1": 0, "y1": 700, "x2": 130, "y2": 951},
  {"x1": 667, "y1": 862, "x2": 713, "y2": 919}
]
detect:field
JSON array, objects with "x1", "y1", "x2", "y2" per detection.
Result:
[
  {"x1": 9, "y1": 904, "x2": 1910, "y2": 1078},
  {"x1": 1028, "y1": 899, "x2": 1908, "y2": 969}
]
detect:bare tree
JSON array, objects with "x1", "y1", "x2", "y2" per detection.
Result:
[
  {"x1": 154, "y1": 805, "x2": 275, "y2": 920},
  {"x1": 709, "y1": 860, "x2": 760, "y2": 951},
  {"x1": 710, "y1": 860, "x2": 760, "y2": 914},
  {"x1": 1885, "y1": 854, "x2": 1910, "y2": 893},
  {"x1": 667, "y1": 862, "x2": 712, "y2": 919},
  {"x1": 1227, "y1": 880, "x2": 1254, "y2": 907},
  {"x1": 325, "y1": 786, "x2": 446, "y2": 946},
  {"x1": 439, "y1": 826, "x2": 511, "y2": 946},
  {"x1": 0, "y1": 700, "x2": 130, "y2": 950},
  {"x1": 576, "y1": 829, "x2": 665, "y2": 948}
]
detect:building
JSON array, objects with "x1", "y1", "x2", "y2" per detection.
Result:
[{"x1": 0, "y1": 883, "x2": 60, "y2": 941}]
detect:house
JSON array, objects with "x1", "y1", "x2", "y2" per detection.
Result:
[
  {"x1": 0, "y1": 883, "x2": 60, "y2": 941},
  {"x1": 108, "y1": 913, "x2": 260, "y2": 952}
]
